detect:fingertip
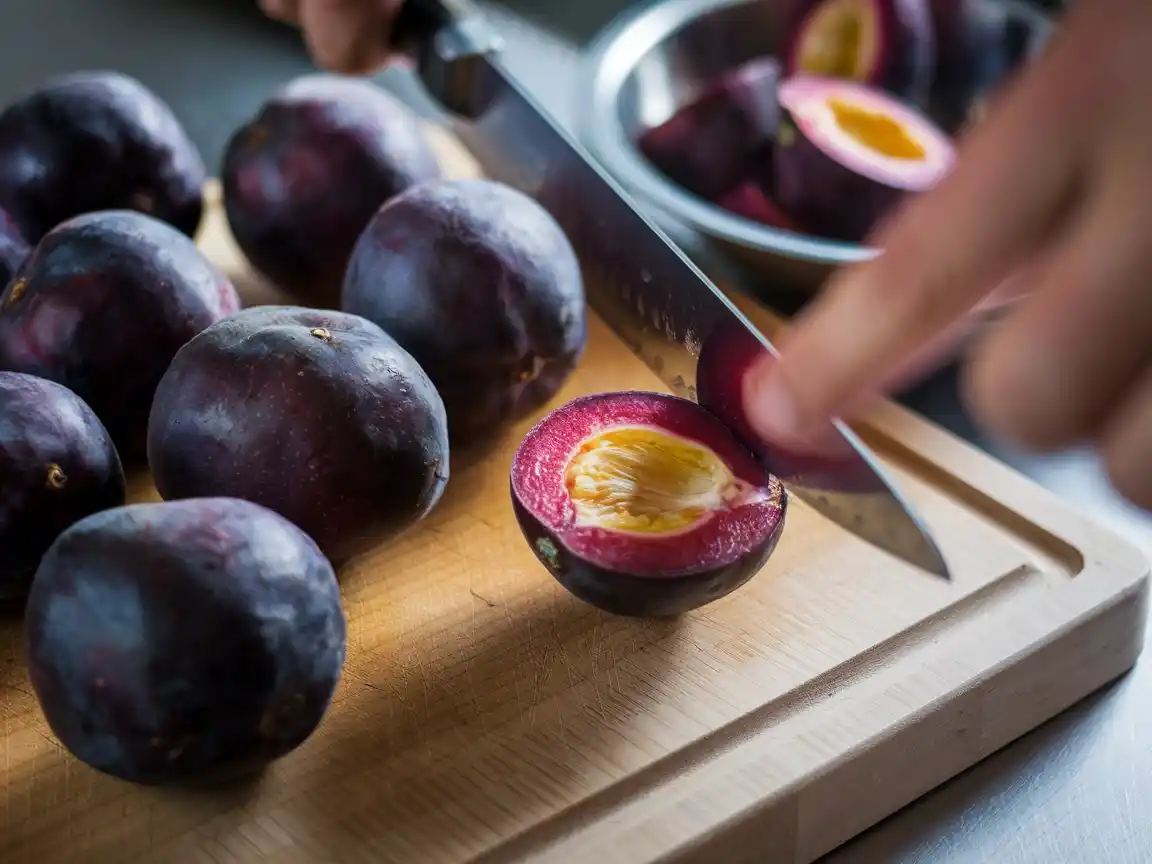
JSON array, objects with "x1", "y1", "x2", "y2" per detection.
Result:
[
  {"x1": 300, "y1": 0, "x2": 397, "y2": 74},
  {"x1": 260, "y1": 0, "x2": 300, "y2": 23}
]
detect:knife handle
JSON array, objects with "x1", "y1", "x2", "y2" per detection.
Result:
[
  {"x1": 389, "y1": 0, "x2": 503, "y2": 119},
  {"x1": 391, "y1": 0, "x2": 465, "y2": 53}
]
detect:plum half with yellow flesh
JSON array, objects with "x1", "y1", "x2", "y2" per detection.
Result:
[
  {"x1": 511, "y1": 391, "x2": 787, "y2": 618},
  {"x1": 774, "y1": 75, "x2": 954, "y2": 242},
  {"x1": 785, "y1": 0, "x2": 936, "y2": 107}
]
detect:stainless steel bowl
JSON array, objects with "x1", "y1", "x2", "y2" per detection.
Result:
[{"x1": 576, "y1": 0, "x2": 1054, "y2": 293}]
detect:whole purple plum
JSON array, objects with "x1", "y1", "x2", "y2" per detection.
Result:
[
  {"x1": 25, "y1": 497, "x2": 346, "y2": 786},
  {"x1": 147, "y1": 306, "x2": 449, "y2": 565},
  {"x1": 222, "y1": 74, "x2": 441, "y2": 307},
  {"x1": 342, "y1": 178, "x2": 587, "y2": 446},
  {"x1": 0, "y1": 210, "x2": 241, "y2": 461},
  {"x1": 0, "y1": 70, "x2": 205, "y2": 243},
  {"x1": 0, "y1": 372, "x2": 125, "y2": 605}
]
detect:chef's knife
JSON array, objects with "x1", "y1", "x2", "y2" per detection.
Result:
[{"x1": 391, "y1": 0, "x2": 951, "y2": 580}]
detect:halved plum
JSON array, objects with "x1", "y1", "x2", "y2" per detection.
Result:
[
  {"x1": 784, "y1": 0, "x2": 936, "y2": 107},
  {"x1": 636, "y1": 57, "x2": 782, "y2": 201},
  {"x1": 774, "y1": 75, "x2": 954, "y2": 242},
  {"x1": 510, "y1": 391, "x2": 787, "y2": 618}
]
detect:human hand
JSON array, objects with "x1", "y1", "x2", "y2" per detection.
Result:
[
  {"x1": 743, "y1": 0, "x2": 1152, "y2": 509},
  {"x1": 259, "y1": 0, "x2": 403, "y2": 74}
]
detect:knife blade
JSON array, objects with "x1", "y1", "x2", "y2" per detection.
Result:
[{"x1": 391, "y1": 0, "x2": 951, "y2": 580}]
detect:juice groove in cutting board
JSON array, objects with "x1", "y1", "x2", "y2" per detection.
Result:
[{"x1": 0, "y1": 123, "x2": 1146, "y2": 864}]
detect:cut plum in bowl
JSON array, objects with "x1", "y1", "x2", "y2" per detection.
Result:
[
  {"x1": 784, "y1": 0, "x2": 936, "y2": 106},
  {"x1": 774, "y1": 74, "x2": 955, "y2": 242},
  {"x1": 510, "y1": 391, "x2": 787, "y2": 618}
]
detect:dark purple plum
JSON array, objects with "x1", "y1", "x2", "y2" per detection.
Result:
[
  {"x1": 774, "y1": 75, "x2": 954, "y2": 242},
  {"x1": 511, "y1": 391, "x2": 787, "y2": 618},
  {"x1": 0, "y1": 210, "x2": 241, "y2": 462},
  {"x1": 147, "y1": 306, "x2": 449, "y2": 565},
  {"x1": 0, "y1": 71, "x2": 205, "y2": 243},
  {"x1": 0, "y1": 205, "x2": 30, "y2": 287},
  {"x1": 343, "y1": 178, "x2": 586, "y2": 446},
  {"x1": 24, "y1": 497, "x2": 346, "y2": 786},
  {"x1": 0, "y1": 372, "x2": 125, "y2": 605},
  {"x1": 222, "y1": 74, "x2": 441, "y2": 307},
  {"x1": 637, "y1": 57, "x2": 782, "y2": 200},
  {"x1": 784, "y1": 0, "x2": 936, "y2": 107}
]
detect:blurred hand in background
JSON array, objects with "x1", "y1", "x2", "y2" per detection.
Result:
[
  {"x1": 743, "y1": 0, "x2": 1152, "y2": 510},
  {"x1": 259, "y1": 0, "x2": 402, "y2": 74}
]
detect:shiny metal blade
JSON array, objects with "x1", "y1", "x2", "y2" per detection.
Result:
[{"x1": 395, "y1": 2, "x2": 950, "y2": 580}]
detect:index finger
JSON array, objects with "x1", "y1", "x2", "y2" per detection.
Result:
[
  {"x1": 299, "y1": 0, "x2": 401, "y2": 74},
  {"x1": 743, "y1": 25, "x2": 1089, "y2": 448}
]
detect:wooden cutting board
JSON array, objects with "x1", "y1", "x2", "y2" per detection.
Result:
[{"x1": 0, "y1": 123, "x2": 1146, "y2": 864}]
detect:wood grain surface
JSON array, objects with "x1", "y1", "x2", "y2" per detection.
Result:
[{"x1": 0, "y1": 123, "x2": 1146, "y2": 864}]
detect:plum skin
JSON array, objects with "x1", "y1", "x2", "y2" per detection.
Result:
[
  {"x1": 222, "y1": 74, "x2": 441, "y2": 307},
  {"x1": 0, "y1": 372, "x2": 126, "y2": 605},
  {"x1": 0, "y1": 205, "x2": 29, "y2": 287},
  {"x1": 512, "y1": 494, "x2": 787, "y2": 618},
  {"x1": 147, "y1": 305, "x2": 450, "y2": 565},
  {"x1": 342, "y1": 178, "x2": 587, "y2": 445},
  {"x1": 24, "y1": 497, "x2": 347, "y2": 786},
  {"x1": 0, "y1": 210, "x2": 241, "y2": 462},
  {"x1": 0, "y1": 70, "x2": 205, "y2": 243}
]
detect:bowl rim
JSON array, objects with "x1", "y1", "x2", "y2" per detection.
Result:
[
  {"x1": 575, "y1": 0, "x2": 879, "y2": 268},
  {"x1": 575, "y1": 0, "x2": 1051, "y2": 269}
]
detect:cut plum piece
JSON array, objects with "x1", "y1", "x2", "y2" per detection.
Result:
[
  {"x1": 713, "y1": 180, "x2": 803, "y2": 232},
  {"x1": 774, "y1": 75, "x2": 954, "y2": 242},
  {"x1": 785, "y1": 0, "x2": 936, "y2": 106},
  {"x1": 636, "y1": 57, "x2": 782, "y2": 200},
  {"x1": 511, "y1": 391, "x2": 787, "y2": 617},
  {"x1": 696, "y1": 318, "x2": 891, "y2": 493}
]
